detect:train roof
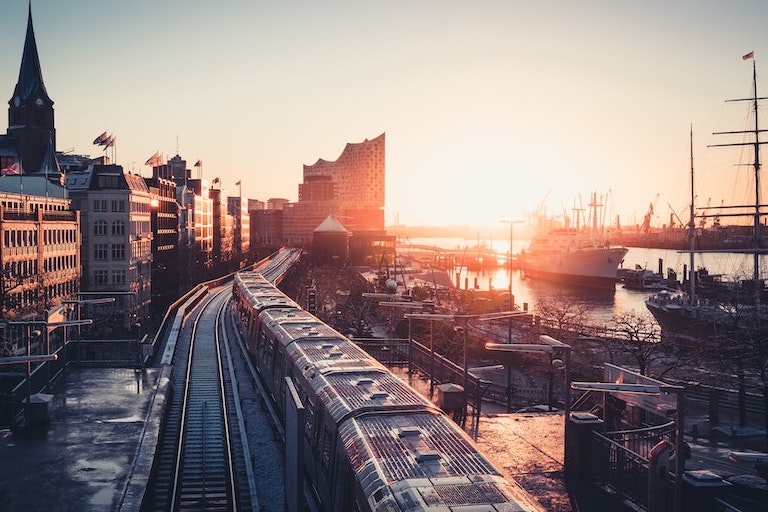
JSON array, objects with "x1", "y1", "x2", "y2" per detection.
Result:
[
  {"x1": 305, "y1": 371, "x2": 438, "y2": 423},
  {"x1": 338, "y1": 412, "x2": 544, "y2": 511},
  {"x1": 259, "y1": 309, "x2": 351, "y2": 346}
]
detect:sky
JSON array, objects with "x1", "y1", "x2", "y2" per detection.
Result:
[{"x1": 2, "y1": 0, "x2": 768, "y2": 229}]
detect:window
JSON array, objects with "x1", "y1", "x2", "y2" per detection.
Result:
[
  {"x1": 99, "y1": 175, "x2": 120, "y2": 188},
  {"x1": 93, "y1": 270, "x2": 108, "y2": 285},
  {"x1": 94, "y1": 200, "x2": 107, "y2": 212},
  {"x1": 321, "y1": 428, "x2": 333, "y2": 473},
  {"x1": 111, "y1": 200, "x2": 125, "y2": 212},
  {"x1": 94, "y1": 220, "x2": 107, "y2": 236},
  {"x1": 94, "y1": 244, "x2": 108, "y2": 260},
  {"x1": 111, "y1": 243, "x2": 125, "y2": 260},
  {"x1": 111, "y1": 220, "x2": 125, "y2": 236},
  {"x1": 111, "y1": 269, "x2": 126, "y2": 284}
]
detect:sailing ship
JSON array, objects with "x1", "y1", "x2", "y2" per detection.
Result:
[
  {"x1": 645, "y1": 55, "x2": 768, "y2": 336},
  {"x1": 517, "y1": 192, "x2": 628, "y2": 290}
]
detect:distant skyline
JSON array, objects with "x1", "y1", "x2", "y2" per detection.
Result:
[{"x1": 2, "y1": 1, "x2": 768, "y2": 228}]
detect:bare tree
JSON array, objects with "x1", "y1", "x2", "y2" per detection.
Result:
[
  {"x1": 534, "y1": 295, "x2": 590, "y2": 341},
  {"x1": 610, "y1": 311, "x2": 664, "y2": 376}
]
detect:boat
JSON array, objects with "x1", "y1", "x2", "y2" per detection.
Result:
[
  {"x1": 645, "y1": 55, "x2": 768, "y2": 336},
  {"x1": 517, "y1": 192, "x2": 628, "y2": 290},
  {"x1": 621, "y1": 264, "x2": 676, "y2": 291}
]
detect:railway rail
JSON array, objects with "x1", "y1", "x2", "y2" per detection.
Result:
[
  {"x1": 142, "y1": 289, "x2": 251, "y2": 511},
  {"x1": 141, "y1": 248, "x2": 300, "y2": 511}
]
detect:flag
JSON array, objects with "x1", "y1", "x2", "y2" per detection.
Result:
[
  {"x1": 145, "y1": 151, "x2": 160, "y2": 166},
  {"x1": 103, "y1": 135, "x2": 115, "y2": 149},
  {"x1": 235, "y1": 180, "x2": 241, "y2": 186},
  {"x1": 212, "y1": 177, "x2": 220, "y2": 184},
  {"x1": 194, "y1": 160, "x2": 202, "y2": 167},
  {"x1": 743, "y1": 51, "x2": 754, "y2": 60},
  {"x1": 93, "y1": 131, "x2": 108, "y2": 145},
  {"x1": 1, "y1": 162, "x2": 20, "y2": 176}
]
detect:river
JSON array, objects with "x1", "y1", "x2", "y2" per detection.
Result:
[{"x1": 404, "y1": 237, "x2": 768, "y2": 327}]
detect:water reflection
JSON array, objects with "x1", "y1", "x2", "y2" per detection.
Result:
[{"x1": 413, "y1": 237, "x2": 768, "y2": 327}]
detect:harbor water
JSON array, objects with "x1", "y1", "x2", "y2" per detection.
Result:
[{"x1": 403, "y1": 238, "x2": 768, "y2": 327}]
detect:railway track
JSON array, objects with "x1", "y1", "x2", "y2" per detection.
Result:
[
  {"x1": 142, "y1": 289, "x2": 252, "y2": 511},
  {"x1": 142, "y1": 249, "x2": 301, "y2": 511}
]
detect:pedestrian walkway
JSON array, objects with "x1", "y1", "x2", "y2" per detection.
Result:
[{"x1": 0, "y1": 367, "x2": 167, "y2": 512}]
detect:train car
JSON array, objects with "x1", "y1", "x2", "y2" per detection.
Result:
[
  {"x1": 232, "y1": 271, "x2": 299, "y2": 355},
  {"x1": 232, "y1": 271, "x2": 545, "y2": 512},
  {"x1": 336, "y1": 412, "x2": 544, "y2": 511}
]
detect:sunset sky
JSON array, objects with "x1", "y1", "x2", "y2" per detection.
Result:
[{"x1": 2, "y1": 0, "x2": 768, "y2": 229}]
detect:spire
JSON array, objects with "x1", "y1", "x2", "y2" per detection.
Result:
[{"x1": 12, "y1": 3, "x2": 49, "y2": 103}]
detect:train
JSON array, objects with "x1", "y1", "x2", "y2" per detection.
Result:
[{"x1": 232, "y1": 270, "x2": 544, "y2": 512}]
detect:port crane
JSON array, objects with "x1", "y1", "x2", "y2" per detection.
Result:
[{"x1": 640, "y1": 193, "x2": 659, "y2": 233}]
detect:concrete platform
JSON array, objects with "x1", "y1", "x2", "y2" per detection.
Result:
[{"x1": 0, "y1": 367, "x2": 168, "y2": 512}]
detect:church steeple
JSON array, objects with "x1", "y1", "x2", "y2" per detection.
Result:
[
  {"x1": 7, "y1": 3, "x2": 56, "y2": 174},
  {"x1": 12, "y1": 4, "x2": 50, "y2": 104}
]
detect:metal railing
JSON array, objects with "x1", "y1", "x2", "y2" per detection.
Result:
[
  {"x1": 591, "y1": 421, "x2": 676, "y2": 510},
  {"x1": 592, "y1": 431, "x2": 651, "y2": 509}
]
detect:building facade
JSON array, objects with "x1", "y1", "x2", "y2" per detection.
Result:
[
  {"x1": 0, "y1": 6, "x2": 80, "y2": 325},
  {"x1": 277, "y1": 134, "x2": 386, "y2": 246},
  {"x1": 210, "y1": 186, "x2": 234, "y2": 273},
  {"x1": 66, "y1": 164, "x2": 153, "y2": 332},
  {"x1": 145, "y1": 175, "x2": 180, "y2": 309},
  {"x1": 227, "y1": 196, "x2": 250, "y2": 261},
  {"x1": 0, "y1": 192, "x2": 80, "y2": 319}
]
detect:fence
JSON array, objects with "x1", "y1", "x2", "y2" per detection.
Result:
[{"x1": 590, "y1": 421, "x2": 676, "y2": 509}]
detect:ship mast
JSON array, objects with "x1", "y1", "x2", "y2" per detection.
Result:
[
  {"x1": 689, "y1": 125, "x2": 696, "y2": 300},
  {"x1": 709, "y1": 54, "x2": 768, "y2": 308}
]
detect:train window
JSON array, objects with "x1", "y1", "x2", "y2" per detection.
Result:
[
  {"x1": 266, "y1": 338, "x2": 274, "y2": 367},
  {"x1": 321, "y1": 428, "x2": 332, "y2": 473},
  {"x1": 304, "y1": 403, "x2": 314, "y2": 439}
]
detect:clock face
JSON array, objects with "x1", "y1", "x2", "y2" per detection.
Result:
[
  {"x1": 13, "y1": 97, "x2": 20, "y2": 107},
  {"x1": 35, "y1": 97, "x2": 43, "y2": 106}
]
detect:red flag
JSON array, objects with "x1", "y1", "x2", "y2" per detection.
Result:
[
  {"x1": 93, "y1": 131, "x2": 108, "y2": 145},
  {"x1": 194, "y1": 160, "x2": 202, "y2": 167},
  {"x1": 743, "y1": 51, "x2": 754, "y2": 60},
  {"x1": 145, "y1": 151, "x2": 160, "y2": 166},
  {"x1": 212, "y1": 177, "x2": 220, "y2": 184},
  {"x1": 1, "y1": 162, "x2": 20, "y2": 176},
  {"x1": 235, "y1": 180, "x2": 241, "y2": 186}
]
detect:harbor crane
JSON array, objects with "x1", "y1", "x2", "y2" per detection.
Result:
[{"x1": 640, "y1": 193, "x2": 659, "y2": 233}]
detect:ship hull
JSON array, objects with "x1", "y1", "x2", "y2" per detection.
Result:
[
  {"x1": 644, "y1": 296, "x2": 718, "y2": 337},
  {"x1": 646, "y1": 292, "x2": 764, "y2": 337},
  {"x1": 518, "y1": 246, "x2": 628, "y2": 290}
]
